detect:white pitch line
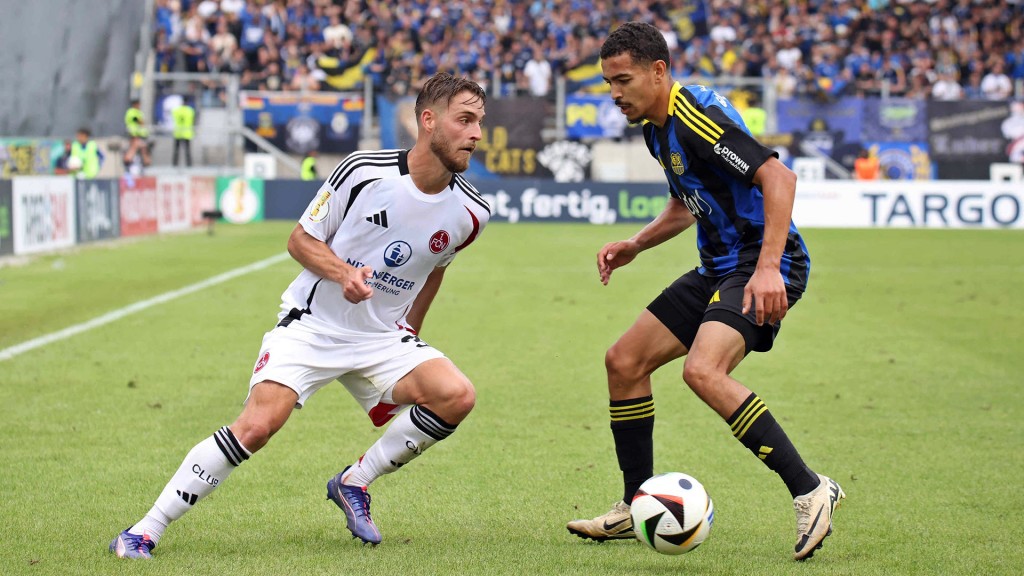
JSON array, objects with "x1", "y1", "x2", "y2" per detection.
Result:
[{"x1": 0, "y1": 252, "x2": 292, "y2": 363}]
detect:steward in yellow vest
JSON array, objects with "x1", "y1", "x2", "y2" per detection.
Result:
[
  {"x1": 172, "y1": 100, "x2": 196, "y2": 167},
  {"x1": 70, "y1": 128, "x2": 101, "y2": 178},
  {"x1": 301, "y1": 151, "x2": 318, "y2": 180}
]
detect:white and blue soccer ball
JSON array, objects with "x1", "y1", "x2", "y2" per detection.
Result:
[{"x1": 630, "y1": 472, "x2": 715, "y2": 555}]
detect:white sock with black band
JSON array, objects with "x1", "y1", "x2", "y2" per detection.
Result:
[
  {"x1": 342, "y1": 405, "x2": 456, "y2": 486},
  {"x1": 129, "y1": 426, "x2": 251, "y2": 543}
]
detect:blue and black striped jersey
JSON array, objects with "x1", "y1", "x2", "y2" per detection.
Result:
[{"x1": 642, "y1": 83, "x2": 810, "y2": 291}]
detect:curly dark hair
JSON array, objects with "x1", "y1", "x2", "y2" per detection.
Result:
[
  {"x1": 415, "y1": 72, "x2": 487, "y2": 118},
  {"x1": 599, "y1": 21, "x2": 671, "y2": 69}
]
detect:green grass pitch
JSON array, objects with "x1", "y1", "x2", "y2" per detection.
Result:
[{"x1": 1, "y1": 222, "x2": 1022, "y2": 575}]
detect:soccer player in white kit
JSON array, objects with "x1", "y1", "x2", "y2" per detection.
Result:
[{"x1": 111, "y1": 72, "x2": 489, "y2": 558}]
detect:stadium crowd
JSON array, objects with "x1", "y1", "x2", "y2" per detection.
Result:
[{"x1": 155, "y1": 0, "x2": 1024, "y2": 102}]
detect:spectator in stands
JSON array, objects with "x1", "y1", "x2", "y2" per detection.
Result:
[
  {"x1": 227, "y1": 46, "x2": 248, "y2": 75},
  {"x1": 523, "y1": 45, "x2": 553, "y2": 98},
  {"x1": 964, "y1": 68, "x2": 986, "y2": 100},
  {"x1": 877, "y1": 58, "x2": 907, "y2": 96},
  {"x1": 852, "y1": 61, "x2": 879, "y2": 97},
  {"x1": 288, "y1": 63, "x2": 321, "y2": 92},
  {"x1": 773, "y1": 65, "x2": 798, "y2": 99},
  {"x1": 181, "y1": 12, "x2": 210, "y2": 73},
  {"x1": 904, "y1": 72, "x2": 931, "y2": 100},
  {"x1": 220, "y1": 0, "x2": 244, "y2": 17},
  {"x1": 322, "y1": 12, "x2": 352, "y2": 52},
  {"x1": 209, "y1": 17, "x2": 238, "y2": 62},
  {"x1": 981, "y1": 60, "x2": 1014, "y2": 100},
  {"x1": 775, "y1": 35, "x2": 803, "y2": 71},
  {"x1": 931, "y1": 71, "x2": 964, "y2": 101},
  {"x1": 239, "y1": 0, "x2": 268, "y2": 67}
]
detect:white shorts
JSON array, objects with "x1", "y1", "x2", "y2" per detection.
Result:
[{"x1": 247, "y1": 326, "x2": 446, "y2": 427}]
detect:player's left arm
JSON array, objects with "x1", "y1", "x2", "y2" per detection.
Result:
[
  {"x1": 405, "y1": 265, "x2": 446, "y2": 333},
  {"x1": 745, "y1": 157, "x2": 798, "y2": 326}
]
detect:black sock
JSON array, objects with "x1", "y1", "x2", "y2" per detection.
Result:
[
  {"x1": 610, "y1": 395, "x2": 655, "y2": 503},
  {"x1": 727, "y1": 393, "x2": 819, "y2": 497}
]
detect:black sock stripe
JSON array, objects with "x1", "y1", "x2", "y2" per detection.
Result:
[
  {"x1": 213, "y1": 433, "x2": 241, "y2": 466},
  {"x1": 410, "y1": 405, "x2": 456, "y2": 440},
  {"x1": 410, "y1": 408, "x2": 450, "y2": 440},
  {"x1": 214, "y1": 428, "x2": 243, "y2": 465},
  {"x1": 214, "y1": 427, "x2": 249, "y2": 466},
  {"x1": 221, "y1": 426, "x2": 250, "y2": 460}
]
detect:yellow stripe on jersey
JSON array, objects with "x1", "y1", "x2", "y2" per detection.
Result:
[
  {"x1": 674, "y1": 110, "x2": 718, "y2": 145},
  {"x1": 672, "y1": 91, "x2": 724, "y2": 145}
]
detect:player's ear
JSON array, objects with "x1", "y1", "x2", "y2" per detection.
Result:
[
  {"x1": 420, "y1": 107, "x2": 436, "y2": 133},
  {"x1": 653, "y1": 59, "x2": 668, "y2": 82}
]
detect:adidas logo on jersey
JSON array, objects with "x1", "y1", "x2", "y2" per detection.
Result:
[{"x1": 366, "y1": 210, "x2": 389, "y2": 228}]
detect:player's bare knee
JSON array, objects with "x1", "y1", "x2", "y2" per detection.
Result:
[
  {"x1": 229, "y1": 420, "x2": 275, "y2": 453},
  {"x1": 606, "y1": 344, "x2": 644, "y2": 385},
  {"x1": 682, "y1": 357, "x2": 719, "y2": 392},
  {"x1": 443, "y1": 379, "x2": 476, "y2": 419}
]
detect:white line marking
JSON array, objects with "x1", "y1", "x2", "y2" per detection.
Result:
[{"x1": 0, "y1": 252, "x2": 292, "y2": 362}]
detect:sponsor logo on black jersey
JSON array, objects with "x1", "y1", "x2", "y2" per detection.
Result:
[{"x1": 713, "y1": 143, "x2": 751, "y2": 174}]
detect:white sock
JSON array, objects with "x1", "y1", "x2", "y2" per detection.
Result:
[
  {"x1": 343, "y1": 405, "x2": 456, "y2": 486},
  {"x1": 129, "y1": 426, "x2": 251, "y2": 544}
]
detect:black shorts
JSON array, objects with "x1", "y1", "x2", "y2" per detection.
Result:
[{"x1": 647, "y1": 267, "x2": 804, "y2": 354}]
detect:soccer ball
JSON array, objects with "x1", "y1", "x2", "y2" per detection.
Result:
[
  {"x1": 66, "y1": 155, "x2": 83, "y2": 171},
  {"x1": 631, "y1": 472, "x2": 714, "y2": 555}
]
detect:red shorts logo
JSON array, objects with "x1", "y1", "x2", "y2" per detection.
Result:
[
  {"x1": 429, "y1": 230, "x2": 450, "y2": 254},
  {"x1": 254, "y1": 351, "x2": 270, "y2": 374}
]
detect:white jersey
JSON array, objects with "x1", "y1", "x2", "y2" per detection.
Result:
[{"x1": 278, "y1": 149, "x2": 490, "y2": 338}]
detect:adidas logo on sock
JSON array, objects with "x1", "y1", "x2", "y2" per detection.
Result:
[
  {"x1": 176, "y1": 490, "x2": 198, "y2": 505},
  {"x1": 366, "y1": 210, "x2": 388, "y2": 228}
]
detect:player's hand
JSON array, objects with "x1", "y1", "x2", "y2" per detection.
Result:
[
  {"x1": 342, "y1": 266, "x2": 374, "y2": 303},
  {"x1": 597, "y1": 240, "x2": 640, "y2": 285},
  {"x1": 742, "y1": 267, "x2": 788, "y2": 326}
]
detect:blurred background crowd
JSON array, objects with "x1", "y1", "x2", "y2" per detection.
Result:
[{"x1": 155, "y1": 0, "x2": 1024, "y2": 102}]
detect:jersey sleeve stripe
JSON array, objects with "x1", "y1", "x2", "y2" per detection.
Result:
[
  {"x1": 453, "y1": 174, "x2": 491, "y2": 214},
  {"x1": 327, "y1": 150, "x2": 401, "y2": 190},
  {"x1": 675, "y1": 110, "x2": 719, "y2": 145},
  {"x1": 678, "y1": 94, "x2": 725, "y2": 137},
  {"x1": 343, "y1": 178, "x2": 380, "y2": 220}
]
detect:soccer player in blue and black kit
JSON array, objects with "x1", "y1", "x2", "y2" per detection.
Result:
[{"x1": 566, "y1": 22, "x2": 845, "y2": 560}]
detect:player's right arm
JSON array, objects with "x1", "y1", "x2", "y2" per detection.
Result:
[
  {"x1": 597, "y1": 196, "x2": 695, "y2": 285},
  {"x1": 287, "y1": 224, "x2": 372, "y2": 303}
]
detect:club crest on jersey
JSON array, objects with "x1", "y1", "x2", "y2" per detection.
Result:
[
  {"x1": 429, "y1": 230, "x2": 450, "y2": 254},
  {"x1": 254, "y1": 351, "x2": 270, "y2": 374},
  {"x1": 308, "y1": 189, "x2": 331, "y2": 222},
  {"x1": 384, "y1": 241, "x2": 412, "y2": 267},
  {"x1": 670, "y1": 152, "x2": 685, "y2": 175}
]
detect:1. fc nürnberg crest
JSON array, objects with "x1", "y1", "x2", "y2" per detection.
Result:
[{"x1": 429, "y1": 230, "x2": 450, "y2": 253}]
